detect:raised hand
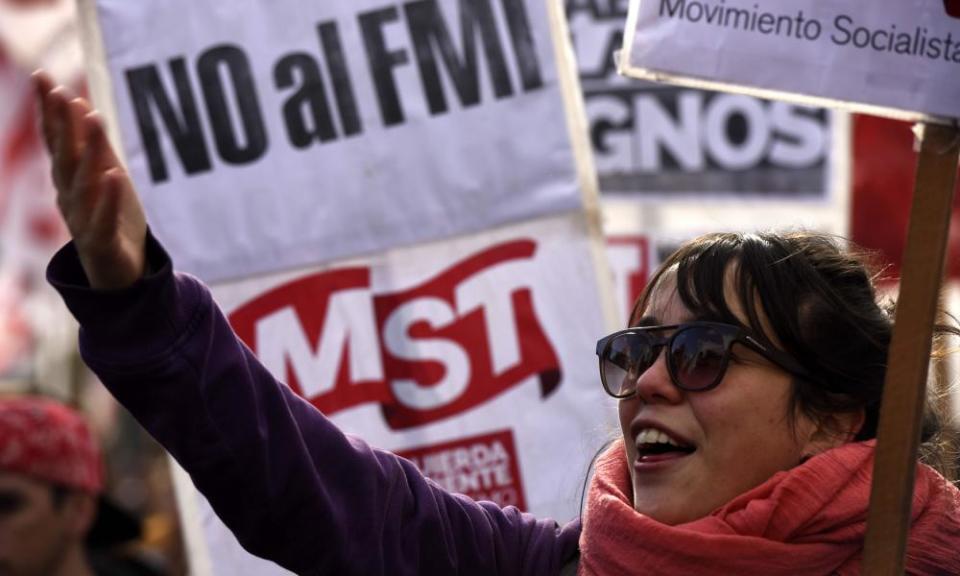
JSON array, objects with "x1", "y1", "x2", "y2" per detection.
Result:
[{"x1": 33, "y1": 70, "x2": 147, "y2": 290}]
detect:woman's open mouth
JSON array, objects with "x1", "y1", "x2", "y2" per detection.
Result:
[{"x1": 634, "y1": 427, "x2": 696, "y2": 466}]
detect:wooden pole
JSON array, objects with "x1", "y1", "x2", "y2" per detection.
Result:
[{"x1": 862, "y1": 122, "x2": 960, "y2": 575}]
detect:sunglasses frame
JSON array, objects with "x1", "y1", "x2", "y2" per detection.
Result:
[{"x1": 595, "y1": 321, "x2": 813, "y2": 398}]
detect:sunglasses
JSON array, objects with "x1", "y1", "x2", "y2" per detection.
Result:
[{"x1": 595, "y1": 321, "x2": 812, "y2": 398}]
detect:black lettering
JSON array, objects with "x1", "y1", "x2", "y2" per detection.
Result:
[
  {"x1": 404, "y1": 0, "x2": 512, "y2": 115},
  {"x1": 703, "y1": 2, "x2": 722, "y2": 24},
  {"x1": 792, "y1": 11, "x2": 806, "y2": 39},
  {"x1": 660, "y1": 0, "x2": 684, "y2": 18},
  {"x1": 318, "y1": 21, "x2": 362, "y2": 136},
  {"x1": 801, "y1": 18, "x2": 821, "y2": 40},
  {"x1": 722, "y1": 8, "x2": 750, "y2": 29},
  {"x1": 872, "y1": 29, "x2": 888, "y2": 51},
  {"x1": 584, "y1": 91, "x2": 632, "y2": 153},
  {"x1": 359, "y1": 7, "x2": 409, "y2": 126},
  {"x1": 852, "y1": 27, "x2": 870, "y2": 48},
  {"x1": 832, "y1": 15, "x2": 853, "y2": 46},
  {"x1": 757, "y1": 13, "x2": 775, "y2": 34},
  {"x1": 197, "y1": 45, "x2": 268, "y2": 165},
  {"x1": 501, "y1": 0, "x2": 543, "y2": 91},
  {"x1": 775, "y1": 15, "x2": 793, "y2": 37},
  {"x1": 125, "y1": 60, "x2": 211, "y2": 183},
  {"x1": 927, "y1": 36, "x2": 943, "y2": 59},
  {"x1": 274, "y1": 53, "x2": 337, "y2": 147}
]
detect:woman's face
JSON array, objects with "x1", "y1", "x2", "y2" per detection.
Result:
[{"x1": 618, "y1": 269, "x2": 826, "y2": 525}]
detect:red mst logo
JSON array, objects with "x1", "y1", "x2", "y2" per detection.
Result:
[
  {"x1": 947, "y1": 0, "x2": 960, "y2": 18},
  {"x1": 229, "y1": 240, "x2": 561, "y2": 429}
]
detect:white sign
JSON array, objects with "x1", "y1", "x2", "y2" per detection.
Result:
[
  {"x1": 620, "y1": 0, "x2": 960, "y2": 121},
  {"x1": 90, "y1": 0, "x2": 584, "y2": 282},
  {"x1": 174, "y1": 213, "x2": 615, "y2": 575},
  {"x1": 567, "y1": 2, "x2": 832, "y2": 199}
]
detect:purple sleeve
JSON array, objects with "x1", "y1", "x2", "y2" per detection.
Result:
[{"x1": 46, "y1": 236, "x2": 580, "y2": 576}]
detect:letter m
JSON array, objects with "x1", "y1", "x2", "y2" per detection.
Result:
[
  {"x1": 255, "y1": 289, "x2": 384, "y2": 399},
  {"x1": 403, "y1": 0, "x2": 514, "y2": 114},
  {"x1": 659, "y1": 0, "x2": 685, "y2": 17}
]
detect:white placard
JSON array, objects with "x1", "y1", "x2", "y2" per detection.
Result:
[
  {"x1": 91, "y1": 0, "x2": 584, "y2": 282},
  {"x1": 567, "y1": 3, "x2": 834, "y2": 200},
  {"x1": 178, "y1": 213, "x2": 616, "y2": 575},
  {"x1": 620, "y1": 0, "x2": 960, "y2": 122}
]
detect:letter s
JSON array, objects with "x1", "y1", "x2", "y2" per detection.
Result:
[
  {"x1": 769, "y1": 102, "x2": 826, "y2": 168},
  {"x1": 384, "y1": 298, "x2": 470, "y2": 410}
]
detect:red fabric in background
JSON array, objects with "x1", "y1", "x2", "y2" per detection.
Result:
[{"x1": 851, "y1": 115, "x2": 960, "y2": 279}]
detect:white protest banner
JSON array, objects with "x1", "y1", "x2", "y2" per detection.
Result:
[
  {"x1": 84, "y1": 0, "x2": 585, "y2": 282},
  {"x1": 78, "y1": 1, "x2": 619, "y2": 573},
  {"x1": 619, "y1": 0, "x2": 960, "y2": 122},
  {"x1": 567, "y1": 2, "x2": 833, "y2": 200},
  {"x1": 568, "y1": 0, "x2": 851, "y2": 278},
  {"x1": 170, "y1": 213, "x2": 615, "y2": 576}
]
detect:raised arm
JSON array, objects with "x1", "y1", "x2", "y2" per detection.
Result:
[{"x1": 36, "y1": 73, "x2": 579, "y2": 575}]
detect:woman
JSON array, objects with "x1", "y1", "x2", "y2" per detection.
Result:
[
  {"x1": 33, "y1": 71, "x2": 960, "y2": 575},
  {"x1": 583, "y1": 233, "x2": 960, "y2": 574}
]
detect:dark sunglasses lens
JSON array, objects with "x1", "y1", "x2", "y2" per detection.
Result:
[
  {"x1": 602, "y1": 333, "x2": 656, "y2": 397},
  {"x1": 670, "y1": 326, "x2": 727, "y2": 390}
]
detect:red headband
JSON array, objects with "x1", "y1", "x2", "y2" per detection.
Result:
[{"x1": 0, "y1": 396, "x2": 103, "y2": 493}]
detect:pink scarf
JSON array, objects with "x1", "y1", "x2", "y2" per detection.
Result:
[{"x1": 579, "y1": 439, "x2": 960, "y2": 575}]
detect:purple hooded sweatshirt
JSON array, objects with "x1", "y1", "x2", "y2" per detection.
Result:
[{"x1": 47, "y1": 235, "x2": 581, "y2": 576}]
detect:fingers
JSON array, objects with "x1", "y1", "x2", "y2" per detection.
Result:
[
  {"x1": 32, "y1": 70, "x2": 58, "y2": 152},
  {"x1": 64, "y1": 113, "x2": 132, "y2": 236},
  {"x1": 67, "y1": 114, "x2": 108, "y2": 215},
  {"x1": 53, "y1": 97, "x2": 92, "y2": 191},
  {"x1": 85, "y1": 110, "x2": 123, "y2": 172},
  {"x1": 32, "y1": 70, "x2": 96, "y2": 192},
  {"x1": 31, "y1": 69, "x2": 55, "y2": 95},
  {"x1": 76, "y1": 114, "x2": 124, "y2": 198}
]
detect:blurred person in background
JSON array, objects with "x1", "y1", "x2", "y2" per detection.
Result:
[
  {"x1": 1, "y1": 5, "x2": 185, "y2": 574},
  {"x1": 0, "y1": 396, "x2": 163, "y2": 576}
]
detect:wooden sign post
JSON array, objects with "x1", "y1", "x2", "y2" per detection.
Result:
[{"x1": 863, "y1": 123, "x2": 960, "y2": 575}]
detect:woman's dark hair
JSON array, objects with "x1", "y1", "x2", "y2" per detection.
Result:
[{"x1": 629, "y1": 231, "x2": 956, "y2": 465}]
